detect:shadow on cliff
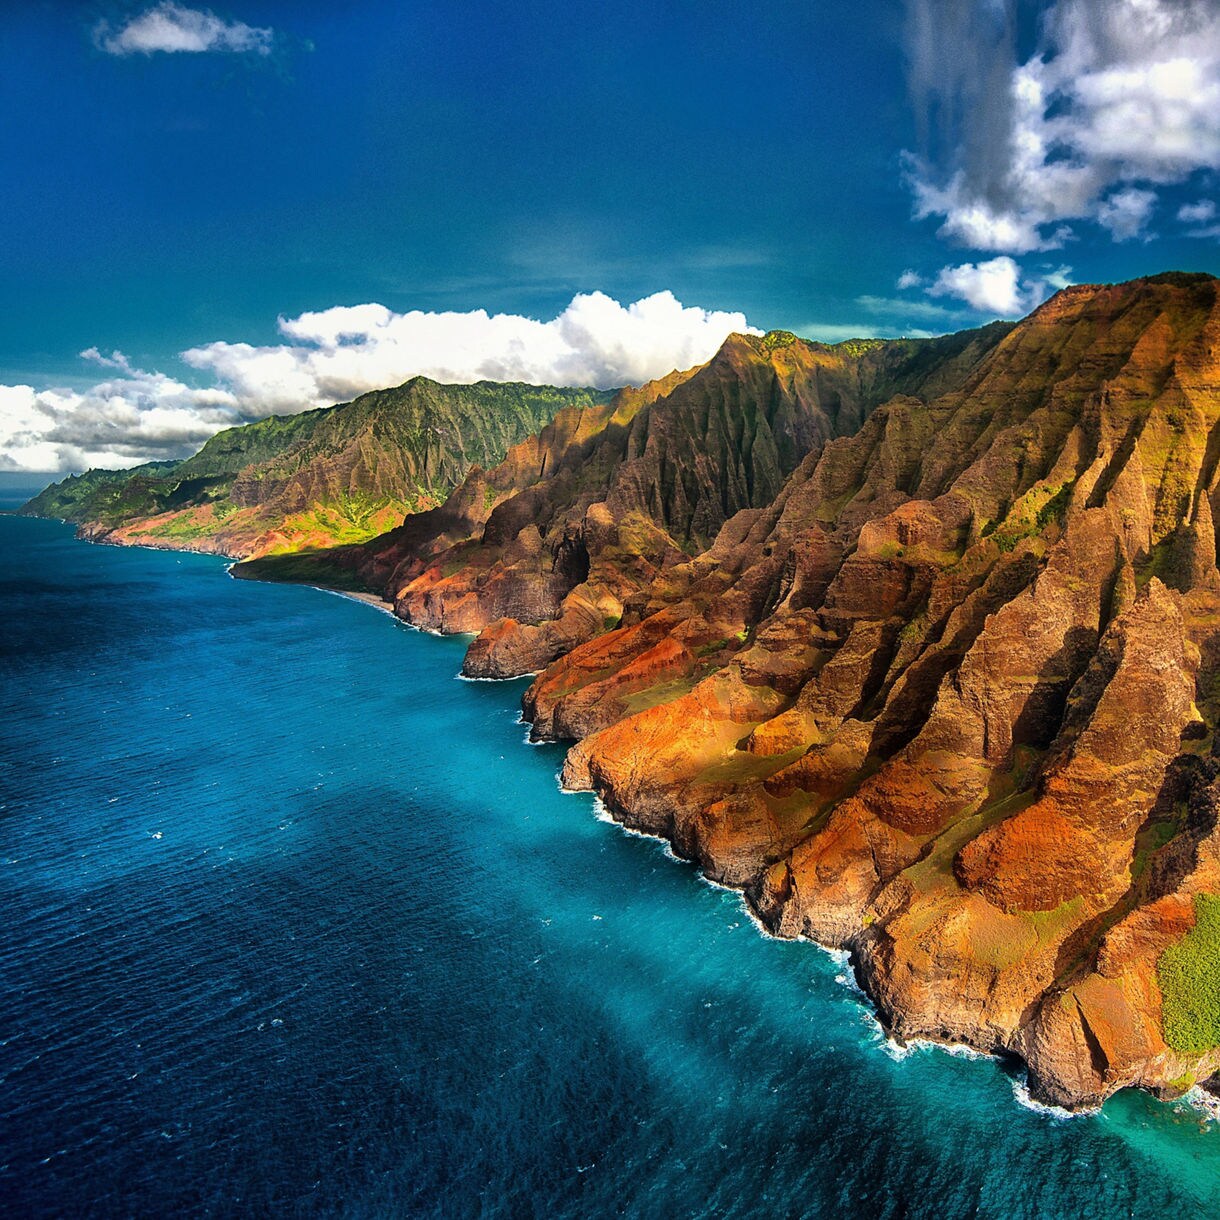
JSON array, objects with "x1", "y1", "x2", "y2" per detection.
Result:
[{"x1": 231, "y1": 545, "x2": 375, "y2": 594}]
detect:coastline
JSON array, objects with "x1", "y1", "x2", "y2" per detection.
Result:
[
  {"x1": 316, "y1": 587, "x2": 397, "y2": 615},
  {"x1": 555, "y1": 731, "x2": 1202, "y2": 1124},
  {"x1": 39, "y1": 519, "x2": 1220, "y2": 1123}
]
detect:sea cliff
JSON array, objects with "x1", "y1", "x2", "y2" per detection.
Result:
[
  {"x1": 353, "y1": 273, "x2": 1220, "y2": 1110},
  {"x1": 31, "y1": 272, "x2": 1220, "y2": 1111}
]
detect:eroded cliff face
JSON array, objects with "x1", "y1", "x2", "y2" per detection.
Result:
[
  {"x1": 364, "y1": 273, "x2": 1220, "y2": 1110},
  {"x1": 27, "y1": 379, "x2": 610, "y2": 560},
  {"x1": 361, "y1": 325, "x2": 1011, "y2": 678}
]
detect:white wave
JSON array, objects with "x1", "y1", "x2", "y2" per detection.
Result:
[
  {"x1": 926, "y1": 1040, "x2": 991, "y2": 1061},
  {"x1": 1009, "y1": 1074, "x2": 1096, "y2": 1120},
  {"x1": 1176, "y1": 1086, "x2": 1220, "y2": 1125},
  {"x1": 836, "y1": 970, "x2": 867, "y2": 998}
]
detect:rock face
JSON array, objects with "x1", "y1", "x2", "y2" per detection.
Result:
[
  {"x1": 352, "y1": 325, "x2": 1011, "y2": 676},
  {"x1": 23, "y1": 379, "x2": 611, "y2": 559},
  {"x1": 358, "y1": 273, "x2": 1220, "y2": 1110},
  {"x1": 37, "y1": 271, "x2": 1220, "y2": 1110}
]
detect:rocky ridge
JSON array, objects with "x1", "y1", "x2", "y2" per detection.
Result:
[
  {"x1": 341, "y1": 324, "x2": 1010, "y2": 678},
  {"x1": 355, "y1": 273, "x2": 1220, "y2": 1110},
  {"x1": 23, "y1": 378, "x2": 610, "y2": 559}
]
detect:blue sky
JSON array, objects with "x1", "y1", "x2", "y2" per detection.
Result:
[{"x1": 3, "y1": 0, "x2": 1220, "y2": 471}]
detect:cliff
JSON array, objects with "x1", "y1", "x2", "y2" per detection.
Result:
[
  {"x1": 22, "y1": 378, "x2": 613, "y2": 559},
  {"x1": 340, "y1": 273, "x2": 1220, "y2": 1110},
  {"x1": 309, "y1": 324, "x2": 1011, "y2": 677},
  {"x1": 38, "y1": 271, "x2": 1220, "y2": 1111}
]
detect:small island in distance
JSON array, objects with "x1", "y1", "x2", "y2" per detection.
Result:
[{"x1": 26, "y1": 270, "x2": 1220, "y2": 1114}]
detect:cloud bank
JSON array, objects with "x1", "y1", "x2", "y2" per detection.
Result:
[
  {"x1": 904, "y1": 0, "x2": 1220, "y2": 254},
  {"x1": 1, "y1": 292, "x2": 757, "y2": 473},
  {"x1": 94, "y1": 4, "x2": 273, "y2": 56},
  {"x1": 184, "y1": 290, "x2": 756, "y2": 417}
]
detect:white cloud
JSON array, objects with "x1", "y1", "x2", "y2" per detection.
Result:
[
  {"x1": 94, "y1": 4, "x2": 273, "y2": 56},
  {"x1": 80, "y1": 347, "x2": 136, "y2": 374},
  {"x1": 904, "y1": 0, "x2": 1220, "y2": 252},
  {"x1": 896, "y1": 269, "x2": 924, "y2": 290},
  {"x1": 1179, "y1": 199, "x2": 1218, "y2": 225},
  {"x1": 929, "y1": 257, "x2": 1026, "y2": 315},
  {"x1": 0, "y1": 292, "x2": 758, "y2": 472},
  {"x1": 1042, "y1": 265, "x2": 1075, "y2": 293},
  {"x1": 926, "y1": 256, "x2": 1072, "y2": 317},
  {"x1": 1096, "y1": 187, "x2": 1157, "y2": 240},
  {"x1": 183, "y1": 291, "x2": 758, "y2": 417},
  {"x1": 0, "y1": 368, "x2": 238, "y2": 473}
]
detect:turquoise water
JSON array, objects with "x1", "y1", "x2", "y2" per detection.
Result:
[{"x1": 2, "y1": 509, "x2": 1220, "y2": 1218}]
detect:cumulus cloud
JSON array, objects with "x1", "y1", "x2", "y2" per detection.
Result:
[
  {"x1": 925, "y1": 257, "x2": 1072, "y2": 316},
  {"x1": 0, "y1": 368, "x2": 239, "y2": 473},
  {"x1": 0, "y1": 292, "x2": 757, "y2": 473},
  {"x1": 183, "y1": 291, "x2": 757, "y2": 418},
  {"x1": 904, "y1": 0, "x2": 1220, "y2": 252},
  {"x1": 94, "y1": 4, "x2": 273, "y2": 56}
]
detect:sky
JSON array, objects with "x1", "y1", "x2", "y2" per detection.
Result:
[{"x1": 3, "y1": 0, "x2": 1220, "y2": 472}]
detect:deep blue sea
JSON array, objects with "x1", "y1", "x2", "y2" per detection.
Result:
[{"x1": 3, "y1": 494, "x2": 1220, "y2": 1218}]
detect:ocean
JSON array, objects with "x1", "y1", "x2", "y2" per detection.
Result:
[{"x1": 2, "y1": 498, "x2": 1220, "y2": 1218}]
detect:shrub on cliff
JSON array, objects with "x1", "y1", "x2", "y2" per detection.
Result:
[{"x1": 1158, "y1": 894, "x2": 1220, "y2": 1054}]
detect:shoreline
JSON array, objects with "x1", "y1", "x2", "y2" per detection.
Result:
[
  {"x1": 317, "y1": 586, "x2": 397, "y2": 615},
  {"x1": 41, "y1": 519, "x2": 1220, "y2": 1126}
]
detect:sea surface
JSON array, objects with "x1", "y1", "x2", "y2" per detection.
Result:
[{"x1": 2, "y1": 498, "x2": 1220, "y2": 1218}]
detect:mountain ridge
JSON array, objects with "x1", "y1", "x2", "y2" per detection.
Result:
[
  {"x1": 21, "y1": 377, "x2": 616, "y2": 558},
  {"x1": 336, "y1": 272, "x2": 1220, "y2": 1110},
  {"x1": 28, "y1": 272, "x2": 1220, "y2": 1110}
]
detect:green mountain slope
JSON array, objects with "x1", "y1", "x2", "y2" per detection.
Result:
[{"x1": 21, "y1": 378, "x2": 613, "y2": 557}]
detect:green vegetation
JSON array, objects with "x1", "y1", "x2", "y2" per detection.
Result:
[
  {"x1": 1133, "y1": 801, "x2": 1190, "y2": 880},
  {"x1": 21, "y1": 377, "x2": 615, "y2": 556},
  {"x1": 1035, "y1": 482, "x2": 1073, "y2": 531},
  {"x1": 140, "y1": 514, "x2": 214, "y2": 542},
  {"x1": 1157, "y1": 893, "x2": 1220, "y2": 1054},
  {"x1": 19, "y1": 461, "x2": 182, "y2": 524},
  {"x1": 987, "y1": 478, "x2": 1076, "y2": 553},
  {"x1": 831, "y1": 337, "x2": 887, "y2": 358},
  {"x1": 232, "y1": 549, "x2": 372, "y2": 592},
  {"x1": 760, "y1": 330, "x2": 800, "y2": 351}
]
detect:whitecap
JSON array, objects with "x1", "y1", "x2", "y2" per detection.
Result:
[
  {"x1": 1009, "y1": 1074, "x2": 1096, "y2": 1120},
  {"x1": 1176, "y1": 1086, "x2": 1220, "y2": 1125}
]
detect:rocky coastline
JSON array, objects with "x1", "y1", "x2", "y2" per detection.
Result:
[{"x1": 39, "y1": 272, "x2": 1220, "y2": 1112}]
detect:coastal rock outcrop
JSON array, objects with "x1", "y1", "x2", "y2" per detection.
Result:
[
  {"x1": 38, "y1": 271, "x2": 1220, "y2": 1112},
  {"x1": 368, "y1": 273, "x2": 1220, "y2": 1110}
]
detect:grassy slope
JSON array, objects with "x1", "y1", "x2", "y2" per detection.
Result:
[
  {"x1": 1158, "y1": 894, "x2": 1220, "y2": 1054},
  {"x1": 22, "y1": 379, "x2": 613, "y2": 557}
]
